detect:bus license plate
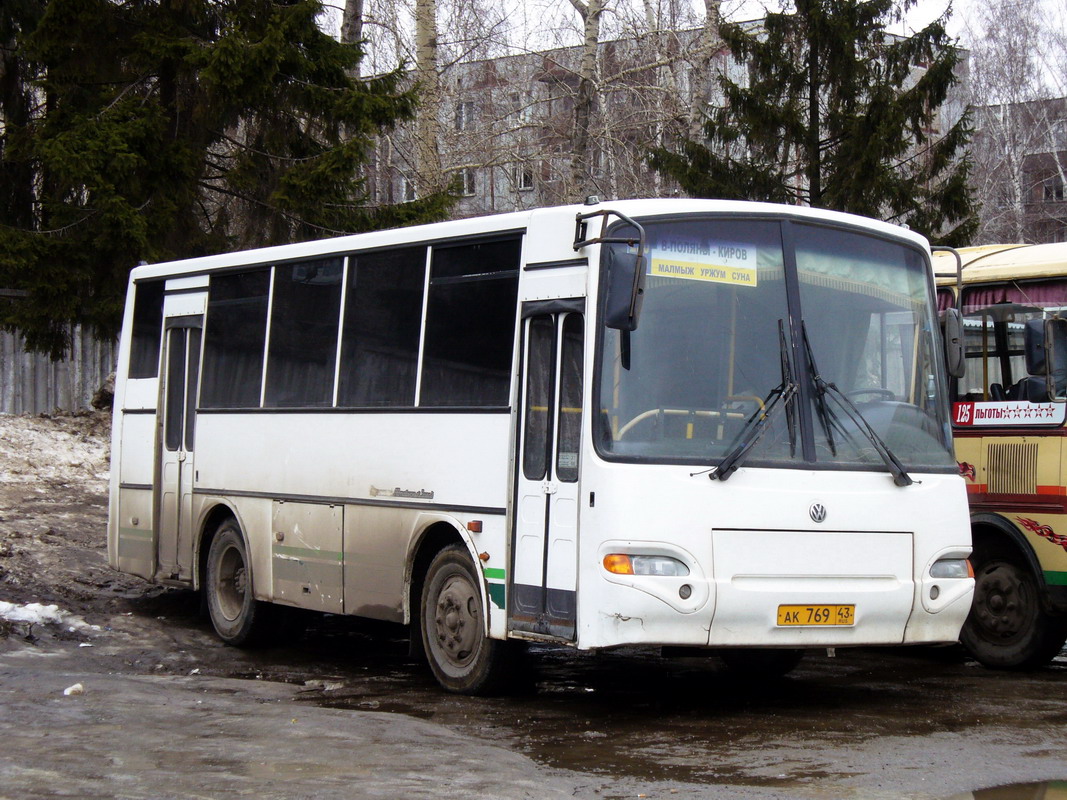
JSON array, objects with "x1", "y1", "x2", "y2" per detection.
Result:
[{"x1": 777, "y1": 604, "x2": 854, "y2": 626}]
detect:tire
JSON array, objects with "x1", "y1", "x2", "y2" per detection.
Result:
[
  {"x1": 961, "y1": 546, "x2": 1067, "y2": 670},
  {"x1": 205, "y1": 520, "x2": 272, "y2": 647},
  {"x1": 421, "y1": 545, "x2": 514, "y2": 695},
  {"x1": 720, "y1": 648, "x2": 805, "y2": 678}
]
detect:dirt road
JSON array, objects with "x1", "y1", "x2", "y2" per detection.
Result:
[{"x1": 1, "y1": 413, "x2": 1066, "y2": 800}]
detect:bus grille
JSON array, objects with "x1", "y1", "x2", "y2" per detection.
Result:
[{"x1": 987, "y1": 442, "x2": 1039, "y2": 495}]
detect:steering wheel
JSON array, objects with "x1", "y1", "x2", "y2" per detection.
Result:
[{"x1": 846, "y1": 387, "x2": 896, "y2": 401}]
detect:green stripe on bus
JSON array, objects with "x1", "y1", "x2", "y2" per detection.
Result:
[
  {"x1": 487, "y1": 582, "x2": 506, "y2": 609},
  {"x1": 1045, "y1": 571, "x2": 1067, "y2": 586},
  {"x1": 483, "y1": 567, "x2": 506, "y2": 580},
  {"x1": 272, "y1": 544, "x2": 343, "y2": 563}
]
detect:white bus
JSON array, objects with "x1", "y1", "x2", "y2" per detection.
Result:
[{"x1": 108, "y1": 198, "x2": 974, "y2": 693}]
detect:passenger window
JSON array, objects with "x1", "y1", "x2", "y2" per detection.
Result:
[
  {"x1": 556, "y1": 313, "x2": 583, "y2": 482},
  {"x1": 338, "y1": 247, "x2": 426, "y2": 406},
  {"x1": 264, "y1": 258, "x2": 344, "y2": 408},
  {"x1": 164, "y1": 331, "x2": 187, "y2": 451},
  {"x1": 523, "y1": 316, "x2": 555, "y2": 481},
  {"x1": 420, "y1": 238, "x2": 521, "y2": 407},
  {"x1": 201, "y1": 269, "x2": 271, "y2": 408},
  {"x1": 129, "y1": 280, "x2": 165, "y2": 379}
]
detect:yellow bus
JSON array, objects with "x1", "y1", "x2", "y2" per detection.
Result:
[{"x1": 935, "y1": 243, "x2": 1067, "y2": 669}]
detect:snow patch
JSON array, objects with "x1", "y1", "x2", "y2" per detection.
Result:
[
  {"x1": 0, "y1": 601, "x2": 99, "y2": 631},
  {"x1": 0, "y1": 414, "x2": 110, "y2": 489}
]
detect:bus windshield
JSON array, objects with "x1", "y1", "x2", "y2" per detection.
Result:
[{"x1": 595, "y1": 216, "x2": 954, "y2": 473}]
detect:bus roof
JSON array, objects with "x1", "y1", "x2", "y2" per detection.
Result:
[
  {"x1": 934, "y1": 242, "x2": 1067, "y2": 285},
  {"x1": 127, "y1": 198, "x2": 932, "y2": 282}
]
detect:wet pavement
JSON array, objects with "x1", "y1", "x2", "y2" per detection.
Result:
[
  {"x1": 3, "y1": 591, "x2": 1065, "y2": 800},
  {"x1": 4, "y1": 414, "x2": 1064, "y2": 798}
]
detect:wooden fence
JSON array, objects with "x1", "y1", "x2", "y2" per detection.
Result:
[{"x1": 0, "y1": 327, "x2": 117, "y2": 414}]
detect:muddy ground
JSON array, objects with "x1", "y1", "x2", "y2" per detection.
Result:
[{"x1": 1, "y1": 413, "x2": 1066, "y2": 800}]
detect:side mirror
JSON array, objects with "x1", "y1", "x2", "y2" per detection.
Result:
[
  {"x1": 603, "y1": 245, "x2": 646, "y2": 331},
  {"x1": 942, "y1": 308, "x2": 965, "y2": 379}
]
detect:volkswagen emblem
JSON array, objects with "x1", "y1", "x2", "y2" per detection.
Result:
[{"x1": 809, "y1": 503, "x2": 827, "y2": 523}]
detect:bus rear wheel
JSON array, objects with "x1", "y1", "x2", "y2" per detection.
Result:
[
  {"x1": 961, "y1": 549, "x2": 1067, "y2": 670},
  {"x1": 206, "y1": 520, "x2": 272, "y2": 647},
  {"x1": 421, "y1": 545, "x2": 513, "y2": 695}
]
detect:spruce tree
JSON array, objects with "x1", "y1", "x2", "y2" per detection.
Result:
[
  {"x1": 0, "y1": 0, "x2": 453, "y2": 358},
  {"x1": 649, "y1": 0, "x2": 977, "y2": 246}
]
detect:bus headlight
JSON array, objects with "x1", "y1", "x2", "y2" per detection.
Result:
[
  {"x1": 929, "y1": 558, "x2": 973, "y2": 579},
  {"x1": 603, "y1": 554, "x2": 690, "y2": 577}
]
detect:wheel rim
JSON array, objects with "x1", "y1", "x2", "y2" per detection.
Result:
[
  {"x1": 969, "y1": 561, "x2": 1036, "y2": 645},
  {"x1": 430, "y1": 572, "x2": 481, "y2": 671},
  {"x1": 215, "y1": 542, "x2": 248, "y2": 622}
]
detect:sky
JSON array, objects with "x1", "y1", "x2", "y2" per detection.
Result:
[{"x1": 724, "y1": 0, "x2": 973, "y2": 38}]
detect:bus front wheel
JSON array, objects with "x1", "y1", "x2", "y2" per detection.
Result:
[
  {"x1": 206, "y1": 520, "x2": 271, "y2": 647},
  {"x1": 961, "y1": 548, "x2": 1067, "y2": 670},
  {"x1": 421, "y1": 545, "x2": 512, "y2": 695}
]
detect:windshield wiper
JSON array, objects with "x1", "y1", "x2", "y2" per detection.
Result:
[
  {"x1": 712, "y1": 320, "x2": 798, "y2": 482},
  {"x1": 778, "y1": 319, "x2": 798, "y2": 459},
  {"x1": 801, "y1": 322, "x2": 914, "y2": 487}
]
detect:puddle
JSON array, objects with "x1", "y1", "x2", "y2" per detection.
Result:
[
  {"x1": 944, "y1": 782, "x2": 1067, "y2": 799},
  {"x1": 197, "y1": 613, "x2": 1067, "y2": 790}
]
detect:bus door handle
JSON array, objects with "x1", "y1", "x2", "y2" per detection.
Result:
[
  {"x1": 177, "y1": 452, "x2": 187, "y2": 463},
  {"x1": 541, "y1": 480, "x2": 558, "y2": 495}
]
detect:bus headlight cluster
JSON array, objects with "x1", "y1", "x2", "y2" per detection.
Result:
[
  {"x1": 603, "y1": 554, "x2": 690, "y2": 577},
  {"x1": 929, "y1": 558, "x2": 973, "y2": 579}
]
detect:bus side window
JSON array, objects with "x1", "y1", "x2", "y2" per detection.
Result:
[
  {"x1": 420, "y1": 238, "x2": 521, "y2": 407},
  {"x1": 338, "y1": 246, "x2": 425, "y2": 407},
  {"x1": 201, "y1": 269, "x2": 271, "y2": 408},
  {"x1": 264, "y1": 258, "x2": 344, "y2": 408},
  {"x1": 129, "y1": 280, "x2": 165, "y2": 379}
]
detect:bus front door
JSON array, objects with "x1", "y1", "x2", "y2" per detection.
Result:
[
  {"x1": 157, "y1": 313, "x2": 202, "y2": 581},
  {"x1": 511, "y1": 309, "x2": 584, "y2": 640}
]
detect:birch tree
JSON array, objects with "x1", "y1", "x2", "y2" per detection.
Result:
[
  {"x1": 414, "y1": 0, "x2": 446, "y2": 196},
  {"x1": 568, "y1": 0, "x2": 607, "y2": 201},
  {"x1": 966, "y1": 0, "x2": 1059, "y2": 242}
]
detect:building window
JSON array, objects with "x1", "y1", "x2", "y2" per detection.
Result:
[
  {"x1": 456, "y1": 101, "x2": 476, "y2": 131},
  {"x1": 457, "y1": 168, "x2": 476, "y2": 196},
  {"x1": 590, "y1": 148, "x2": 605, "y2": 177},
  {"x1": 1054, "y1": 118, "x2": 1067, "y2": 150},
  {"x1": 510, "y1": 92, "x2": 532, "y2": 124},
  {"x1": 402, "y1": 176, "x2": 417, "y2": 202},
  {"x1": 1044, "y1": 178, "x2": 1065, "y2": 203},
  {"x1": 516, "y1": 164, "x2": 534, "y2": 192}
]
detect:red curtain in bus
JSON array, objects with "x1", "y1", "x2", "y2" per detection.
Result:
[{"x1": 962, "y1": 280, "x2": 1067, "y2": 314}]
